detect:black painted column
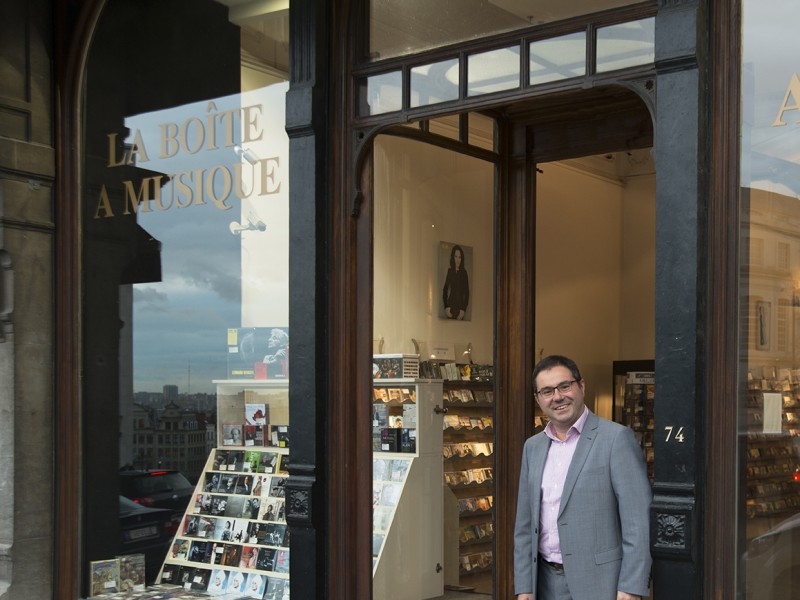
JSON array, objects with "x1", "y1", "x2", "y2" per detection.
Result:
[
  {"x1": 652, "y1": 1, "x2": 707, "y2": 598},
  {"x1": 286, "y1": 0, "x2": 330, "y2": 598}
]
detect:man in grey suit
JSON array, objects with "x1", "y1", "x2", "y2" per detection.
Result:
[{"x1": 514, "y1": 355, "x2": 652, "y2": 600}]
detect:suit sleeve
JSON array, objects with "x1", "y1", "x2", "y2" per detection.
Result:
[
  {"x1": 611, "y1": 426, "x2": 653, "y2": 596},
  {"x1": 514, "y1": 440, "x2": 534, "y2": 595}
]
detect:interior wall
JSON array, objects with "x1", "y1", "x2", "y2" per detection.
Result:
[
  {"x1": 535, "y1": 161, "x2": 655, "y2": 418},
  {"x1": 373, "y1": 135, "x2": 495, "y2": 364}
]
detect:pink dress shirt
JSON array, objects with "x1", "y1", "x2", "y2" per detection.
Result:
[{"x1": 538, "y1": 406, "x2": 589, "y2": 563}]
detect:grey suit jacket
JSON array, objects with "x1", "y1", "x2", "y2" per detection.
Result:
[{"x1": 514, "y1": 411, "x2": 652, "y2": 599}]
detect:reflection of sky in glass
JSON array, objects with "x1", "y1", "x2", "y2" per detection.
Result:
[
  {"x1": 742, "y1": 0, "x2": 800, "y2": 196},
  {"x1": 124, "y1": 84, "x2": 288, "y2": 393}
]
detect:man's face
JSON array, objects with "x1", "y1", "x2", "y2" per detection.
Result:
[
  {"x1": 534, "y1": 365, "x2": 586, "y2": 435},
  {"x1": 268, "y1": 329, "x2": 283, "y2": 347}
]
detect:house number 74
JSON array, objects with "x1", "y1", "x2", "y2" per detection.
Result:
[{"x1": 664, "y1": 426, "x2": 685, "y2": 442}]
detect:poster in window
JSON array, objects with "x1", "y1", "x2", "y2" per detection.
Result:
[{"x1": 439, "y1": 241, "x2": 472, "y2": 321}]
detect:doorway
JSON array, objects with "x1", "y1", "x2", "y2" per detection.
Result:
[{"x1": 366, "y1": 83, "x2": 656, "y2": 599}]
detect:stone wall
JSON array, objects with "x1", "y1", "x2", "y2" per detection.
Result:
[{"x1": 0, "y1": 0, "x2": 55, "y2": 598}]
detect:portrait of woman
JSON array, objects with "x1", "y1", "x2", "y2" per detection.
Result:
[{"x1": 440, "y1": 242, "x2": 471, "y2": 320}]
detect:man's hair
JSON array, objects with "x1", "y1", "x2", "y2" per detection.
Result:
[{"x1": 532, "y1": 355, "x2": 582, "y2": 392}]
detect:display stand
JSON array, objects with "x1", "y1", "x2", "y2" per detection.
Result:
[
  {"x1": 441, "y1": 380, "x2": 494, "y2": 593},
  {"x1": 613, "y1": 366, "x2": 655, "y2": 482},
  {"x1": 156, "y1": 380, "x2": 290, "y2": 598},
  {"x1": 372, "y1": 379, "x2": 444, "y2": 600}
]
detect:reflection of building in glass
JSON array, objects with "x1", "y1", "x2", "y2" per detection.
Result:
[{"x1": 131, "y1": 401, "x2": 216, "y2": 481}]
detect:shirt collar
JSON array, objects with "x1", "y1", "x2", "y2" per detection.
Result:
[{"x1": 544, "y1": 406, "x2": 590, "y2": 442}]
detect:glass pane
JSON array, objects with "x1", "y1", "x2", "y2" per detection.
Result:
[
  {"x1": 468, "y1": 112, "x2": 496, "y2": 151},
  {"x1": 428, "y1": 114, "x2": 461, "y2": 141},
  {"x1": 369, "y1": 0, "x2": 651, "y2": 61},
  {"x1": 410, "y1": 58, "x2": 460, "y2": 108},
  {"x1": 468, "y1": 46, "x2": 520, "y2": 96},
  {"x1": 739, "y1": 1, "x2": 800, "y2": 598},
  {"x1": 596, "y1": 17, "x2": 655, "y2": 73},
  {"x1": 83, "y1": 0, "x2": 291, "y2": 592},
  {"x1": 360, "y1": 71, "x2": 403, "y2": 116},
  {"x1": 372, "y1": 135, "x2": 496, "y2": 596},
  {"x1": 529, "y1": 31, "x2": 586, "y2": 86}
]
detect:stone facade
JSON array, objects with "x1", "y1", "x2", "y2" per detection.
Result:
[{"x1": 0, "y1": 0, "x2": 55, "y2": 597}]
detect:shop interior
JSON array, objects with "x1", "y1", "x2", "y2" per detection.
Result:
[{"x1": 371, "y1": 114, "x2": 656, "y2": 597}]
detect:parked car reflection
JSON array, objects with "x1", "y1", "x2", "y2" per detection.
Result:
[
  {"x1": 742, "y1": 511, "x2": 800, "y2": 600},
  {"x1": 118, "y1": 496, "x2": 174, "y2": 584},
  {"x1": 120, "y1": 469, "x2": 194, "y2": 528}
]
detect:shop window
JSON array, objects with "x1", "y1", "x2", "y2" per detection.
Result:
[
  {"x1": 467, "y1": 46, "x2": 520, "y2": 96},
  {"x1": 410, "y1": 58, "x2": 460, "y2": 108},
  {"x1": 367, "y1": 0, "x2": 653, "y2": 61},
  {"x1": 529, "y1": 31, "x2": 586, "y2": 86},
  {"x1": 81, "y1": 0, "x2": 290, "y2": 593},
  {"x1": 739, "y1": 1, "x2": 800, "y2": 597},
  {"x1": 595, "y1": 17, "x2": 654, "y2": 73}
]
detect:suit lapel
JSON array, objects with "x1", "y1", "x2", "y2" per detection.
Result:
[
  {"x1": 531, "y1": 434, "x2": 550, "y2": 512},
  {"x1": 558, "y1": 411, "x2": 599, "y2": 517}
]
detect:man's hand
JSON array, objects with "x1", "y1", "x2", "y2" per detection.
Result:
[
  {"x1": 617, "y1": 592, "x2": 641, "y2": 600},
  {"x1": 517, "y1": 595, "x2": 534, "y2": 600}
]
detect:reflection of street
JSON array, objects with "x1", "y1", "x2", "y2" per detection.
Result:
[{"x1": 742, "y1": 512, "x2": 800, "y2": 600}]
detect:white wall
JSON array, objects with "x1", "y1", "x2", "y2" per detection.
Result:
[{"x1": 373, "y1": 135, "x2": 495, "y2": 364}]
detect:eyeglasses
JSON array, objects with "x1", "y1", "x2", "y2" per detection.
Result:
[{"x1": 535, "y1": 379, "x2": 579, "y2": 400}]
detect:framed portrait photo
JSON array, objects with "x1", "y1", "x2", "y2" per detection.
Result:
[{"x1": 439, "y1": 241, "x2": 473, "y2": 321}]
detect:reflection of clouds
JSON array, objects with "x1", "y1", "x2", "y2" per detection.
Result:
[
  {"x1": 133, "y1": 286, "x2": 168, "y2": 305},
  {"x1": 182, "y1": 257, "x2": 240, "y2": 302}
]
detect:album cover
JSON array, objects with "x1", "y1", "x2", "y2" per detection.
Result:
[
  {"x1": 240, "y1": 546, "x2": 260, "y2": 569},
  {"x1": 246, "y1": 521, "x2": 266, "y2": 544},
  {"x1": 399, "y1": 428, "x2": 416, "y2": 453},
  {"x1": 244, "y1": 572, "x2": 267, "y2": 598},
  {"x1": 206, "y1": 568, "x2": 229, "y2": 595},
  {"x1": 372, "y1": 404, "x2": 388, "y2": 427},
  {"x1": 260, "y1": 499, "x2": 282, "y2": 522},
  {"x1": 118, "y1": 553, "x2": 145, "y2": 592},
  {"x1": 380, "y1": 428, "x2": 399, "y2": 452},
  {"x1": 244, "y1": 424, "x2": 258, "y2": 447},
  {"x1": 243, "y1": 497, "x2": 262, "y2": 519},
  {"x1": 215, "y1": 475, "x2": 235, "y2": 496},
  {"x1": 245, "y1": 402, "x2": 268, "y2": 425},
  {"x1": 224, "y1": 495, "x2": 246, "y2": 518},
  {"x1": 213, "y1": 449, "x2": 229, "y2": 470},
  {"x1": 170, "y1": 538, "x2": 191, "y2": 561},
  {"x1": 265, "y1": 523, "x2": 288, "y2": 546},
  {"x1": 264, "y1": 577, "x2": 288, "y2": 600},
  {"x1": 222, "y1": 424, "x2": 244, "y2": 446},
  {"x1": 259, "y1": 452, "x2": 280, "y2": 474},
  {"x1": 269, "y1": 477, "x2": 286, "y2": 498},
  {"x1": 235, "y1": 474, "x2": 255, "y2": 495},
  {"x1": 277, "y1": 454, "x2": 289, "y2": 475},
  {"x1": 273, "y1": 549, "x2": 290, "y2": 573},
  {"x1": 210, "y1": 496, "x2": 228, "y2": 516},
  {"x1": 256, "y1": 547, "x2": 277, "y2": 571},
  {"x1": 226, "y1": 570, "x2": 248, "y2": 594},
  {"x1": 203, "y1": 473, "x2": 222, "y2": 493},
  {"x1": 189, "y1": 567, "x2": 211, "y2": 590},
  {"x1": 89, "y1": 558, "x2": 120, "y2": 596},
  {"x1": 228, "y1": 450, "x2": 245, "y2": 471},
  {"x1": 243, "y1": 450, "x2": 261, "y2": 473},
  {"x1": 221, "y1": 544, "x2": 242, "y2": 567},
  {"x1": 254, "y1": 424, "x2": 266, "y2": 446}
]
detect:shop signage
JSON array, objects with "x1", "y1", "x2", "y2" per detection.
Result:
[{"x1": 94, "y1": 101, "x2": 282, "y2": 219}]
